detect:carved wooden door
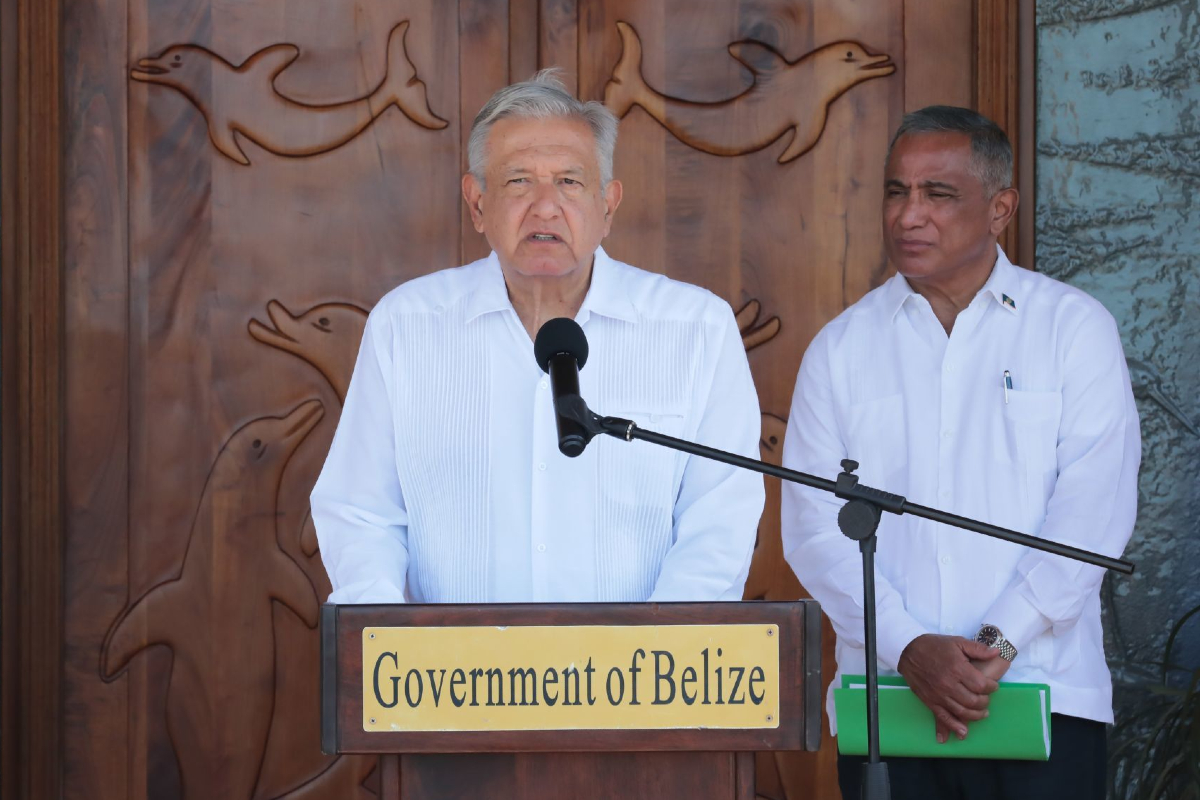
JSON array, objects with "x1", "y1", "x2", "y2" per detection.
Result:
[{"x1": 32, "y1": 0, "x2": 1026, "y2": 799}]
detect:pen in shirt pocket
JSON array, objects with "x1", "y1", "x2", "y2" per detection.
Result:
[{"x1": 1003, "y1": 370, "x2": 1012, "y2": 404}]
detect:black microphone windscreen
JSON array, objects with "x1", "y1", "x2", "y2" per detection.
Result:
[{"x1": 534, "y1": 317, "x2": 589, "y2": 373}]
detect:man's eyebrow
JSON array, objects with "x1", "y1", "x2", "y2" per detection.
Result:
[{"x1": 919, "y1": 180, "x2": 959, "y2": 192}]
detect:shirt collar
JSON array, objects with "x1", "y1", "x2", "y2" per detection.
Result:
[
  {"x1": 883, "y1": 270, "x2": 921, "y2": 323},
  {"x1": 979, "y1": 244, "x2": 1020, "y2": 315},
  {"x1": 576, "y1": 246, "x2": 638, "y2": 324},
  {"x1": 464, "y1": 251, "x2": 514, "y2": 323},
  {"x1": 886, "y1": 243, "x2": 1020, "y2": 322},
  {"x1": 464, "y1": 246, "x2": 638, "y2": 325}
]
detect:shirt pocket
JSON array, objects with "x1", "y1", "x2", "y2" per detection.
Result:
[{"x1": 999, "y1": 390, "x2": 1062, "y2": 525}]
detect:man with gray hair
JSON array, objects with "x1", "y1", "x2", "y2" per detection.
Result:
[
  {"x1": 782, "y1": 106, "x2": 1139, "y2": 798},
  {"x1": 311, "y1": 71, "x2": 764, "y2": 605}
]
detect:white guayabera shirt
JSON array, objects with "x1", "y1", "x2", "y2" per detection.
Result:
[
  {"x1": 782, "y1": 246, "x2": 1141, "y2": 731},
  {"x1": 312, "y1": 247, "x2": 764, "y2": 605}
]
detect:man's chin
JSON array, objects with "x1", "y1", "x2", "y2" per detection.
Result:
[
  {"x1": 888, "y1": 250, "x2": 941, "y2": 279},
  {"x1": 504, "y1": 257, "x2": 588, "y2": 280}
]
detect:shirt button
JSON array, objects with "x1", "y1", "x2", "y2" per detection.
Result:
[
  {"x1": 539, "y1": 380, "x2": 548, "y2": 390},
  {"x1": 941, "y1": 430, "x2": 953, "y2": 440},
  {"x1": 939, "y1": 489, "x2": 951, "y2": 500},
  {"x1": 536, "y1": 544, "x2": 546, "y2": 553},
  {"x1": 537, "y1": 462, "x2": 547, "y2": 471},
  {"x1": 941, "y1": 555, "x2": 951, "y2": 565},
  {"x1": 945, "y1": 363, "x2": 955, "y2": 373}
]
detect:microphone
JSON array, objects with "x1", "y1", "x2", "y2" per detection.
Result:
[{"x1": 534, "y1": 318, "x2": 591, "y2": 457}]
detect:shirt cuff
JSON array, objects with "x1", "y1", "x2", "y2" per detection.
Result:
[
  {"x1": 326, "y1": 579, "x2": 407, "y2": 605},
  {"x1": 981, "y1": 590, "x2": 1051, "y2": 655},
  {"x1": 874, "y1": 610, "x2": 929, "y2": 671}
]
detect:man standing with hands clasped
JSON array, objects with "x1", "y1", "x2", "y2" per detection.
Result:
[{"x1": 782, "y1": 106, "x2": 1140, "y2": 799}]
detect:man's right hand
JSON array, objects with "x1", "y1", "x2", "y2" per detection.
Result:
[{"x1": 896, "y1": 634, "x2": 1001, "y2": 742}]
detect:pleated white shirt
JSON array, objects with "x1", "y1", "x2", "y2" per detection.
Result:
[{"x1": 312, "y1": 247, "x2": 764, "y2": 604}]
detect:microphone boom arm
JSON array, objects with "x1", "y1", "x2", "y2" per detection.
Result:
[{"x1": 557, "y1": 395, "x2": 1134, "y2": 573}]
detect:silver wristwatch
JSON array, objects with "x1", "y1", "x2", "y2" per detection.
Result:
[{"x1": 975, "y1": 624, "x2": 1018, "y2": 662}]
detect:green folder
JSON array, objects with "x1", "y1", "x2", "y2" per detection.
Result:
[{"x1": 834, "y1": 675, "x2": 1051, "y2": 760}]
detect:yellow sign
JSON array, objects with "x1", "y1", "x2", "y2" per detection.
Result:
[{"x1": 362, "y1": 624, "x2": 780, "y2": 732}]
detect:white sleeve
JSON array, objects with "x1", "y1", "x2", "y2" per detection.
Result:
[
  {"x1": 310, "y1": 305, "x2": 409, "y2": 604},
  {"x1": 648, "y1": 306, "x2": 765, "y2": 601},
  {"x1": 983, "y1": 306, "x2": 1141, "y2": 651},
  {"x1": 780, "y1": 331, "x2": 927, "y2": 669}
]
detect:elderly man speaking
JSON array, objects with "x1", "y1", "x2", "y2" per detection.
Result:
[{"x1": 311, "y1": 71, "x2": 764, "y2": 605}]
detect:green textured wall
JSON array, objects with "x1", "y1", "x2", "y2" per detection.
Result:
[{"x1": 1036, "y1": 0, "x2": 1200, "y2": 722}]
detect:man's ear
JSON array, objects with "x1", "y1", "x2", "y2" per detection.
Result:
[
  {"x1": 989, "y1": 187, "x2": 1019, "y2": 237},
  {"x1": 462, "y1": 173, "x2": 486, "y2": 233},
  {"x1": 601, "y1": 179, "x2": 623, "y2": 236}
]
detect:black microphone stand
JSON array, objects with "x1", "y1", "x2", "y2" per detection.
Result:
[{"x1": 557, "y1": 396, "x2": 1134, "y2": 800}]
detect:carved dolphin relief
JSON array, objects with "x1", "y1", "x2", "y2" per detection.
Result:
[
  {"x1": 736, "y1": 298, "x2": 781, "y2": 351},
  {"x1": 605, "y1": 21, "x2": 895, "y2": 163},
  {"x1": 101, "y1": 400, "x2": 325, "y2": 800},
  {"x1": 130, "y1": 21, "x2": 447, "y2": 165},
  {"x1": 249, "y1": 299, "x2": 368, "y2": 404},
  {"x1": 250, "y1": 300, "x2": 369, "y2": 558}
]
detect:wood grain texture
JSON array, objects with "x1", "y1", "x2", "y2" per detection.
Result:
[
  {"x1": 975, "y1": 0, "x2": 1020, "y2": 260},
  {"x1": 539, "y1": 0, "x2": 579, "y2": 92},
  {"x1": 460, "y1": 0, "x2": 512, "y2": 266},
  {"x1": 510, "y1": 0, "x2": 539, "y2": 82},
  {"x1": 1017, "y1": 0, "x2": 1036, "y2": 270},
  {"x1": 62, "y1": 0, "x2": 133, "y2": 796},
  {"x1": 402, "y1": 752, "x2": 740, "y2": 800},
  {"x1": 1, "y1": 1, "x2": 65, "y2": 798}
]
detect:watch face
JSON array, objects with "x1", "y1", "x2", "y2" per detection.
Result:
[{"x1": 977, "y1": 625, "x2": 1001, "y2": 647}]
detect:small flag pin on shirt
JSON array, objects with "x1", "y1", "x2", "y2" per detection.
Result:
[{"x1": 1002, "y1": 294, "x2": 1017, "y2": 311}]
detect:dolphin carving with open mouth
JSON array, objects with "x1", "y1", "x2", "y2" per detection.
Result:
[
  {"x1": 605, "y1": 21, "x2": 895, "y2": 163},
  {"x1": 130, "y1": 21, "x2": 447, "y2": 165}
]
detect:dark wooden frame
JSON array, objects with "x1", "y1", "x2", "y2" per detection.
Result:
[
  {"x1": 1, "y1": 1, "x2": 65, "y2": 799},
  {"x1": 976, "y1": 0, "x2": 1037, "y2": 268},
  {"x1": 321, "y1": 601, "x2": 823, "y2": 754},
  {"x1": 0, "y1": 3, "x2": 1033, "y2": 795}
]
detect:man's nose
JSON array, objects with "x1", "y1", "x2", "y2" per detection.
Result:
[
  {"x1": 529, "y1": 181, "x2": 562, "y2": 216},
  {"x1": 897, "y1": 196, "x2": 927, "y2": 228}
]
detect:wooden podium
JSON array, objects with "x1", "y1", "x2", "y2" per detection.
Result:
[{"x1": 321, "y1": 602, "x2": 822, "y2": 800}]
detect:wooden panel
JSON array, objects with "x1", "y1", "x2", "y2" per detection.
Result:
[
  {"x1": 540, "y1": 0, "x2": 579, "y2": 92},
  {"x1": 59, "y1": 3, "x2": 492, "y2": 798},
  {"x1": 581, "y1": 0, "x2": 907, "y2": 417},
  {"x1": 1, "y1": 1, "x2": 65, "y2": 798},
  {"x1": 904, "y1": 0, "x2": 973, "y2": 110},
  {"x1": 62, "y1": 0, "x2": 133, "y2": 795},
  {"x1": 510, "y1": 0, "x2": 539, "y2": 82},
  {"x1": 460, "y1": 0, "x2": 514, "y2": 265},
  {"x1": 976, "y1": 0, "x2": 1020, "y2": 261},
  {"x1": 326, "y1": 602, "x2": 816, "y2": 754},
  {"x1": 402, "y1": 752, "x2": 737, "y2": 800}
]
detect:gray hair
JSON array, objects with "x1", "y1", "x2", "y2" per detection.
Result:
[
  {"x1": 887, "y1": 106, "x2": 1013, "y2": 197},
  {"x1": 467, "y1": 69, "x2": 619, "y2": 188}
]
